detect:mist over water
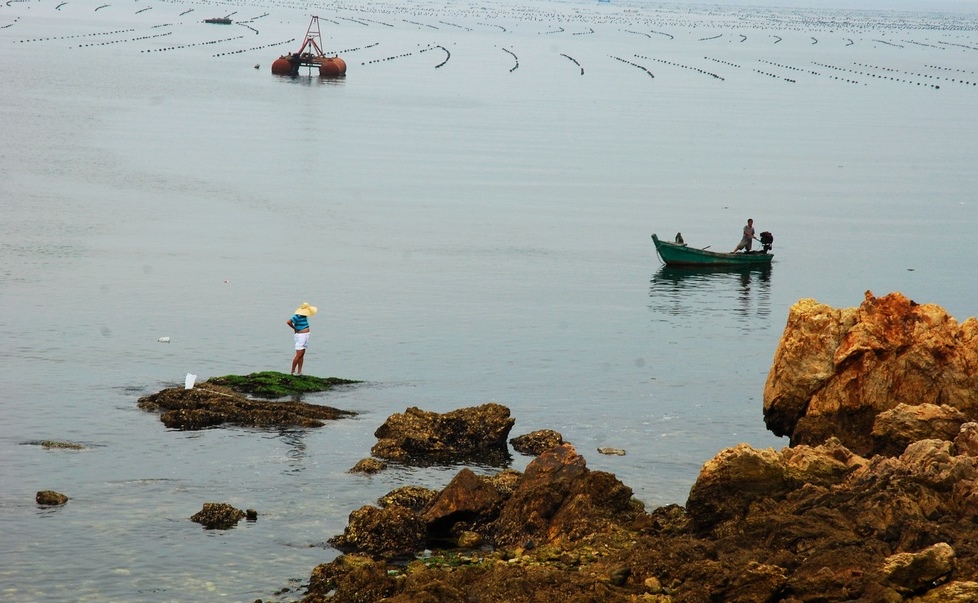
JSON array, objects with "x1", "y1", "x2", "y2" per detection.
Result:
[{"x1": 2, "y1": 0, "x2": 976, "y2": 600}]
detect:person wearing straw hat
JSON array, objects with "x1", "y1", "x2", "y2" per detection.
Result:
[{"x1": 287, "y1": 302, "x2": 318, "y2": 376}]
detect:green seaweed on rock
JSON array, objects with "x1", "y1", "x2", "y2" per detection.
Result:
[{"x1": 207, "y1": 371, "x2": 360, "y2": 399}]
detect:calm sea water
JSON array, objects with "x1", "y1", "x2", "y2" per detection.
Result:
[{"x1": 2, "y1": 0, "x2": 977, "y2": 600}]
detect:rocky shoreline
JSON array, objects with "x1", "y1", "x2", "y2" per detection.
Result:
[{"x1": 295, "y1": 292, "x2": 978, "y2": 603}]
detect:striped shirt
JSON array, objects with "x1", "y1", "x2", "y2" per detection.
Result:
[{"x1": 291, "y1": 314, "x2": 310, "y2": 331}]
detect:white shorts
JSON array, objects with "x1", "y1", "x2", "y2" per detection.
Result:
[{"x1": 294, "y1": 332, "x2": 310, "y2": 350}]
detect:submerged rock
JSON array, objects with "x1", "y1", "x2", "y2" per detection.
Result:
[
  {"x1": 190, "y1": 502, "x2": 247, "y2": 529},
  {"x1": 137, "y1": 374, "x2": 357, "y2": 430},
  {"x1": 36, "y1": 490, "x2": 68, "y2": 506},
  {"x1": 349, "y1": 458, "x2": 387, "y2": 474},
  {"x1": 509, "y1": 429, "x2": 563, "y2": 456},
  {"x1": 370, "y1": 403, "x2": 515, "y2": 465},
  {"x1": 37, "y1": 440, "x2": 87, "y2": 450}
]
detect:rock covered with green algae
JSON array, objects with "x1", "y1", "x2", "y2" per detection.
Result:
[
  {"x1": 137, "y1": 371, "x2": 358, "y2": 430},
  {"x1": 207, "y1": 371, "x2": 360, "y2": 399}
]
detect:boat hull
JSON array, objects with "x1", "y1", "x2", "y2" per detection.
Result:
[{"x1": 652, "y1": 233, "x2": 773, "y2": 267}]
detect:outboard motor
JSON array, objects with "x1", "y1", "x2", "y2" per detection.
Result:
[{"x1": 760, "y1": 231, "x2": 774, "y2": 253}]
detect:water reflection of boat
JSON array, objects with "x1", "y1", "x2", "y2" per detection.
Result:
[
  {"x1": 652, "y1": 264, "x2": 771, "y2": 285},
  {"x1": 652, "y1": 233, "x2": 773, "y2": 267},
  {"x1": 650, "y1": 263, "x2": 772, "y2": 322}
]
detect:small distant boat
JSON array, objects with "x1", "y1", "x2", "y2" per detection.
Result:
[
  {"x1": 651, "y1": 233, "x2": 773, "y2": 267},
  {"x1": 204, "y1": 17, "x2": 232, "y2": 24}
]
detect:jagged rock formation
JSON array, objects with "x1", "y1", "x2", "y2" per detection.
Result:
[{"x1": 764, "y1": 291, "x2": 978, "y2": 456}]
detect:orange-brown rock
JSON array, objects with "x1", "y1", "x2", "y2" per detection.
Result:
[{"x1": 764, "y1": 291, "x2": 978, "y2": 455}]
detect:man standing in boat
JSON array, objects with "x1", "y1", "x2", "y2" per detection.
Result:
[{"x1": 732, "y1": 218, "x2": 757, "y2": 253}]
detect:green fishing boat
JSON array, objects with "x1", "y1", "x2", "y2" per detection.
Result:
[{"x1": 651, "y1": 233, "x2": 773, "y2": 267}]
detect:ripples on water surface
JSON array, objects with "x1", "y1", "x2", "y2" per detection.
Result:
[{"x1": 1, "y1": 0, "x2": 977, "y2": 600}]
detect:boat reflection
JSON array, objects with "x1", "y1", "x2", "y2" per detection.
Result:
[{"x1": 649, "y1": 264, "x2": 773, "y2": 326}]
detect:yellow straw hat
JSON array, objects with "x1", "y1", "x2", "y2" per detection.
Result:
[{"x1": 295, "y1": 302, "x2": 318, "y2": 316}]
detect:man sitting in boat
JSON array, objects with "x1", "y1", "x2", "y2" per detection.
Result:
[{"x1": 732, "y1": 218, "x2": 757, "y2": 253}]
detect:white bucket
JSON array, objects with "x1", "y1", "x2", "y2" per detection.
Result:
[{"x1": 184, "y1": 373, "x2": 197, "y2": 390}]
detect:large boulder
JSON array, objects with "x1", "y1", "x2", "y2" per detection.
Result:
[
  {"x1": 329, "y1": 505, "x2": 428, "y2": 558},
  {"x1": 764, "y1": 291, "x2": 978, "y2": 455},
  {"x1": 685, "y1": 438, "x2": 864, "y2": 533},
  {"x1": 493, "y1": 443, "x2": 642, "y2": 547},
  {"x1": 370, "y1": 403, "x2": 515, "y2": 465}
]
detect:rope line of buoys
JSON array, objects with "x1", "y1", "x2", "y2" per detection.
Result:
[
  {"x1": 337, "y1": 16, "x2": 370, "y2": 26},
  {"x1": 872, "y1": 39, "x2": 904, "y2": 48},
  {"x1": 754, "y1": 68, "x2": 795, "y2": 83},
  {"x1": 178, "y1": 9, "x2": 193, "y2": 16},
  {"x1": 925, "y1": 63, "x2": 977, "y2": 75},
  {"x1": 77, "y1": 31, "x2": 171, "y2": 48},
  {"x1": 94, "y1": 5, "x2": 109, "y2": 12},
  {"x1": 135, "y1": 7, "x2": 152, "y2": 14},
  {"x1": 698, "y1": 34, "x2": 722, "y2": 41},
  {"x1": 938, "y1": 41, "x2": 978, "y2": 50},
  {"x1": 705, "y1": 56, "x2": 740, "y2": 68},
  {"x1": 903, "y1": 39, "x2": 944, "y2": 49},
  {"x1": 543, "y1": 27, "x2": 564, "y2": 34},
  {"x1": 363, "y1": 50, "x2": 416, "y2": 64},
  {"x1": 759, "y1": 59, "x2": 820, "y2": 77},
  {"x1": 856, "y1": 62, "x2": 975, "y2": 87},
  {"x1": 213, "y1": 39, "x2": 294, "y2": 58},
  {"x1": 560, "y1": 53, "x2": 584, "y2": 75},
  {"x1": 480, "y1": 23, "x2": 507, "y2": 32},
  {"x1": 421, "y1": 44, "x2": 450, "y2": 68},
  {"x1": 610, "y1": 55, "x2": 654, "y2": 78},
  {"x1": 813, "y1": 60, "x2": 946, "y2": 88},
  {"x1": 650, "y1": 30, "x2": 674, "y2": 39},
  {"x1": 572, "y1": 27, "x2": 594, "y2": 36},
  {"x1": 139, "y1": 35, "x2": 245, "y2": 53},
  {"x1": 439, "y1": 21, "x2": 472, "y2": 31},
  {"x1": 625, "y1": 30, "x2": 651, "y2": 38},
  {"x1": 636, "y1": 54, "x2": 723, "y2": 80},
  {"x1": 403, "y1": 19, "x2": 438, "y2": 29},
  {"x1": 15, "y1": 28, "x2": 134, "y2": 42},
  {"x1": 361, "y1": 18, "x2": 395, "y2": 27},
  {"x1": 502, "y1": 47, "x2": 518, "y2": 72}
]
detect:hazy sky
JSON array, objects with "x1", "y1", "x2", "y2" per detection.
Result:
[{"x1": 633, "y1": 0, "x2": 978, "y2": 12}]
